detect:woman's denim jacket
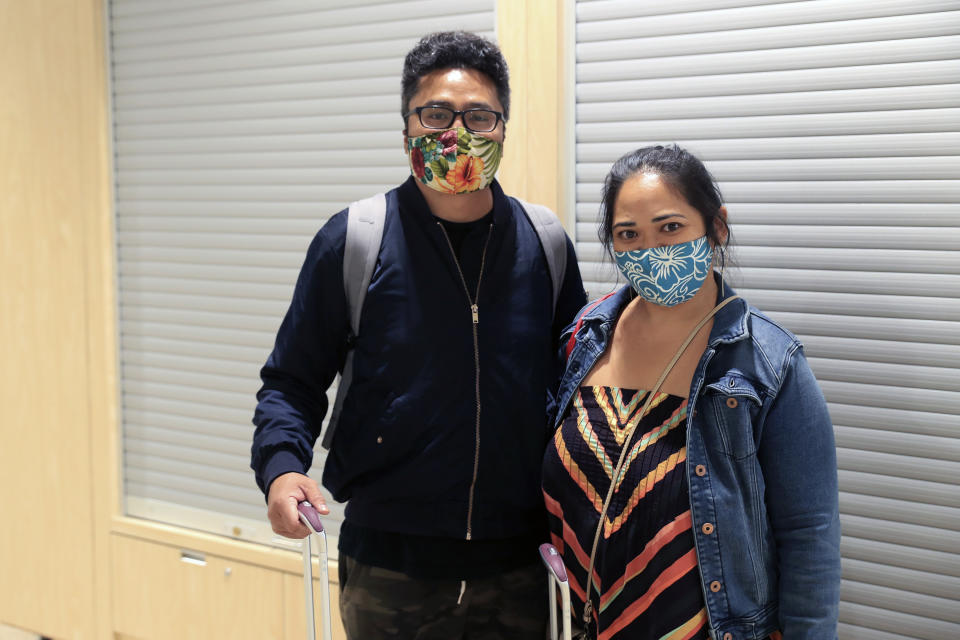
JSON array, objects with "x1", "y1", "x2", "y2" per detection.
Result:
[{"x1": 553, "y1": 284, "x2": 841, "y2": 640}]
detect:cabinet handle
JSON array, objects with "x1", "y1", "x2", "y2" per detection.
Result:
[{"x1": 180, "y1": 550, "x2": 207, "y2": 567}]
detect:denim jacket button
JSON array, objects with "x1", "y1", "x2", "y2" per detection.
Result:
[
  {"x1": 701, "y1": 522, "x2": 715, "y2": 535},
  {"x1": 726, "y1": 397, "x2": 738, "y2": 409},
  {"x1": 723, "y1": 633, "x2": 733, "y2": 640},
  {"x1": 709, "y1": 580, "x2": 722, "y2": 592},
  {"x1": 695, "y1": 464, "x2": 707, "y2": 477}
]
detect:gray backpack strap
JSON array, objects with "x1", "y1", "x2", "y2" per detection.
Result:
[
  {"x1": 517, "y1": 199, "x2": 567, "y2": 315},
  {"x1": 321, "y1": 192, "x2": 387, "y2": 450}
]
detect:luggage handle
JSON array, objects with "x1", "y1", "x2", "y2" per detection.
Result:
[
  {"x1": 539, "y1": 543, "x2": 572, "y2": 640},
  {"x1": 298, "y1": 501, "x2": 325, "y2": 534},
  {"x1": 297, "y1": 501, "x2": 333, "y2": 640}
]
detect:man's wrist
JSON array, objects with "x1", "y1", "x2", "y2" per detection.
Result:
[{"x1": 263, "y1": 451, "x2": 308, "y2": 499}]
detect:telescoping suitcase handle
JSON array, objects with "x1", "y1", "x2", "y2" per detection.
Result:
[
  {"x1": 297, "y1": 501, "x2": 333, "y2": 640},
  {"x1": 539, "y1": 543, "x2": 572, "y2": 640}
]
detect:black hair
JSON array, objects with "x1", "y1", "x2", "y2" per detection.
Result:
[
  {"x1": 401, "y1": 31, "x2": 510, "y2": 122},
  {"x1": 599, "y1": 144, "x2": 731, "y2": 259}
]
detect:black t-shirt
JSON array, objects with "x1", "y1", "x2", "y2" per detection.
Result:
[
  {"x1": 436, "y1": 211, "x2": 492, "y2": 294},
  {"x1": 437, "y1": 211, "x2": 492, "y2": 257}
]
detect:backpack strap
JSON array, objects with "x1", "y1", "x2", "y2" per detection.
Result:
[
  {"x1": 321, "y1": 193, "x2": 387, "y2": 450},
  {"x1": 516, "y1": 199, "x2": 567, "y2": 316},
  {"x1": 564, "y1": 292, "x2": 617, "y2": 359}
]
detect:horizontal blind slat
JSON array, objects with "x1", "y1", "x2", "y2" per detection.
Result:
[
  {"x1": 576, "y1": 0, "x2": 797, "y2": 22},
  {"x1": 577, "y1": 0, "x2": 959, "y2": 43},
  {"x1": 113, "y1": 8, "x2": 494, "y2": 49},
  {"x1": 577, "y1": 35, "x2": 960, "y2": 82},
  {"x1": 577, "y1": 60, "x2": 960, "y2": 102},
  {"x1": 837, "y1": 449, "x2": 960, "y2": 485},
  {"x1": 840, "y1": 580, "x2": 960, "y2": 624},
  {"x1": 577, "y1": 134, "x2": 960, "y2": 162},
  {"x1": 838, "y1": 600, "x2": 960, "y2": 640},
  {"x1": 576, "y1": 11, "x2": 960, "y2": 61},
  {"x1": 838, "y1": 469, "x2": 959, "y2": 507},
  {"x1": 840, "y1": 516, "x2": 958, "y2": 555},
  {"x1": 839, "y1": 536, "x2": 960, "y2": 581},
  {"x1": 113, "y1": 0, "x2": 488, "y2": 32},
  {"x1": 578, "y1": 84, "x2": 960, "y2": 121},
  {"x1": 578, "y1": 156, "x2": 960, "y2": 182},
  {"x1": 575, "y1": 107, "x2": 960, "y2": 140},
  {"x1": 842, "y1": 557, "x2": 960, "y2": 600}
]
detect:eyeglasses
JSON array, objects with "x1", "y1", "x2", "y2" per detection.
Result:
[{"x1": 404, "y1": 106, "x2": 503, "y2": 133}]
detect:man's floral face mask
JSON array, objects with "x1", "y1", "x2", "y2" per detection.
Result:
[{"x1": 406, "y1": 128, "x2": 502, "y2": 194}]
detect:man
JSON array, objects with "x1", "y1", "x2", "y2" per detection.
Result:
[{"x1": 252, "y1": 31, "x2": 586, "y2": 639}]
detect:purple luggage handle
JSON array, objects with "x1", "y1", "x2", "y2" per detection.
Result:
[
  {"x1": 539, "y1": 543, "x2": 572, "y2": 640},
  {"x1": 297, "y1": 502, "x2": 325, "y2": 534},
  {"x1": 297, "y1": 501, "x2": 333, "y2": 640}
]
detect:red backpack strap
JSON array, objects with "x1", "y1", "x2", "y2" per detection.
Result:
[{"x1": 564, "y1": 292, "x2": 616, "y2": 359}]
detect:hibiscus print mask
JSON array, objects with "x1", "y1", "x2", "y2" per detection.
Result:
[
  {"x1": 407, "y1": 127, "x2": 502, "y2": 194},
  {"x1": 614, "y1": 235, "x2": 713, "y2": 306}
]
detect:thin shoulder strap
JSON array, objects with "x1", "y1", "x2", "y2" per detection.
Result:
[
  {"x1": 516, "y1": 199, "x2": 567, "y2": 315},
  {"x1": 321, "y1": 192, "x2": 387, "y2": 450}
]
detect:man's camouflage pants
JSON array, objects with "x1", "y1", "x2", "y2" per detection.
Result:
[{"x1": 338, "y1": 553, "x2": 548, "y2": 639}]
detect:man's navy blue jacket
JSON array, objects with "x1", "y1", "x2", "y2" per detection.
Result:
[{"x1": 252, "y1": 177, "x2": 586, "y2": 541}]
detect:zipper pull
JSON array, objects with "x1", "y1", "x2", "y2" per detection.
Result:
[{"x1": 471, "y1": 304, "x2": 479, "y2": 324}]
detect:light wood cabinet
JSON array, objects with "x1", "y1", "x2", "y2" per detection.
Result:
[{"x1": 111, "y1": 534, "x2": 284, "y2": 640}]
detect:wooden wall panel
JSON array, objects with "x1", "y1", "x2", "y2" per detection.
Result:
[
  {"x1": 496, "y1": 0, "x2": 574, "y2": 230},
  {"x1": 0, "y1": 0, "x2": 114, "y2": 637}
]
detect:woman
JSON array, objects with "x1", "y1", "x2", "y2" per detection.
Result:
[{"x1": 542, "y1": 146, "x2": 840, "y2": 640}]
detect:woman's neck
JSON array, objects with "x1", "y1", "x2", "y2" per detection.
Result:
[{"x1": 626, "y1": 271, "x2": 723, "y2": 329}]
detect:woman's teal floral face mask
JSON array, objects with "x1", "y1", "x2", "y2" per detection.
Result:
[
  {"x1": 614, "y1": 235, "x2": 713, "y2": 306},
  {"x1": 407, "y1": 127, "x2": 502, "y2": 194}
]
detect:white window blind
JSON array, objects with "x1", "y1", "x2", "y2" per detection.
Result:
[
  {"x1": 574, "y1": 1, "x2": 959, "y2": 638},
  {"x1": 109, "y1": 0, "x2": 496, "y2": 545}
]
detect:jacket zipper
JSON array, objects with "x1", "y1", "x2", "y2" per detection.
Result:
[{"x1": 438, "y1": 221, "x2": 492, "y2": 540}]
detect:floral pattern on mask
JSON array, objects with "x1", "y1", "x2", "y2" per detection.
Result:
[
  {"x1": 407, "y1": 127, "x2": 502, "y2": 194},
  {"x1": 614, "y1": 235, "x2": 713, "y2": 306}
]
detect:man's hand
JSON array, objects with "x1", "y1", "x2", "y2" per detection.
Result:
[{"x1": 266, "y1": 472, "x2": 330, "y2": 538}]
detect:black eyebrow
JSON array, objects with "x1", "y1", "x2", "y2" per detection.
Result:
[
  {"x1": 421, "y1": 100, "x2": 496, "y2": 111},
  {"x1": 612, "y1": 221, "x2": 636, "y2": 229},
  {"x1": 651, "y1": 213, "x2": 686, "y2": 223}
]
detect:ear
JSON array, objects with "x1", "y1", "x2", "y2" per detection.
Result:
[
  {"x1": 714, "y1": 206, "x2": 729, "y2": 246},
  {"x1": 402, "y1": 130, "x2": 409, "y2": 155}
]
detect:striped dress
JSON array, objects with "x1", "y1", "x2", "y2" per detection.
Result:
[{"x1": 542, "y1": 386, "x2": 781, "y2": 640}]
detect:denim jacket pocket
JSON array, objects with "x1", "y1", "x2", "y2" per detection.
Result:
[{"x1": 703, "y1": 372, "x2": 763, "y2": 459}]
